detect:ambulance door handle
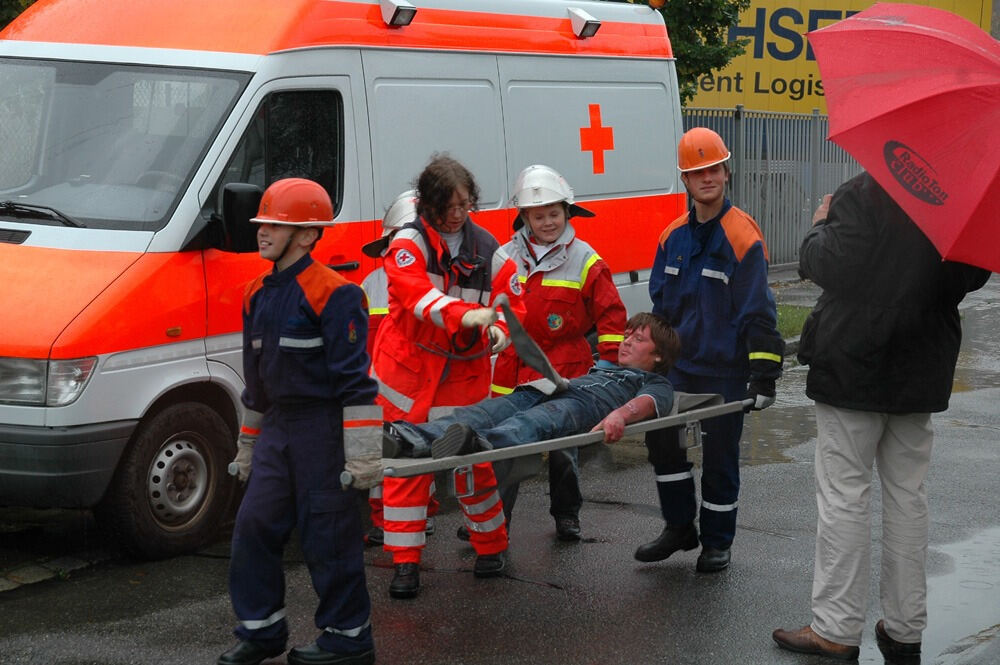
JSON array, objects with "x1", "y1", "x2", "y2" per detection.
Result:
[{"x1": 328, "y1": 261, "x2": 360, "y2": 271}]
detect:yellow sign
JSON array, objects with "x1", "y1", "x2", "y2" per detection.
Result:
[{"x1": 688, "y1": 0, "x2": 994, "y2": 113}]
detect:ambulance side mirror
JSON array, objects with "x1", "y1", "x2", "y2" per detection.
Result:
[{"x1": 221, "y1": 183, "x2": 263, "y2": 253}]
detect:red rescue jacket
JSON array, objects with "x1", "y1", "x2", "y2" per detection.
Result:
[
  {"x1": 371, "y1": 216, "x2": 525, "y2": 421},
  {"x1": 491, "y1": 224, "x2": 625, "y2": 395}
]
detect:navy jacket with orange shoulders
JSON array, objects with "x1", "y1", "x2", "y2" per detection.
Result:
[
  {"x1": 650, "y1": 200, "x2": 782, "y2": 380},
  {"x1": 242, "y1": 253, "x2": 377, "y2": 412}
]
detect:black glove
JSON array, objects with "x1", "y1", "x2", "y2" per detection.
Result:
[{"x1": 744, "y1": 379, "x2": 776, "y2": 412}]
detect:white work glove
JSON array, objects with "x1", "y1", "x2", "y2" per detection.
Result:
[
  {"x1": 341, "y1": 404, "x2": 384, "y2": 490},
  {"x1": 461, "y1": 307, "x2": 498, "y2": 328},
  {"x1": 228, "y1": 409, "x2": 263, "y2": 483},
  {"x1": 487, "y1": 325, "x2": 509, "y2": 353},
  {"x1": 344, "y1": 455, "x2": 384, "y2": 490},
  {"x1": 744, "y1": 380, "x2": 776, "y2": 412}
]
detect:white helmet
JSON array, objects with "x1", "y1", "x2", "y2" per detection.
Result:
[
  {"x1": 362, "y1": 189, "x2": 417, "y2": 257},
  {"x1": 508, "y1": 165, "x2": 594, "y2": 229}
]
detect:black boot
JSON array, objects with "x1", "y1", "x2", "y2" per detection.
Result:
[
  {"x1": 382, "y1": 423, "x2": 409, "y2": 458},
  {"x1": 363, "y1": 525, "x2": 383, "y2": 547},
  {"x1": 696, "y1": 546, "x2": 731, "y2": 572},
  {"x1": 634, "y1": 523, "x2": 699, "y2": 562},
  {"x1": 388, "y1": 563, "x2": 420, "y2": 599},
  {"x1": 287, "y1": 642, "x2": 374, "y2": 665},
  {"x1": 217, "y1": 640, "x2": 284, "y2": 665},
  {"x1": 473, "y1": 550, "x2": 507, "y2": 578},
  {"x1": 555, "y1": 516, "x2": 581, "y2": 541}
]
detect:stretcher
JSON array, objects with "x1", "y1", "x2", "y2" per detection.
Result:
[
  {"x1": 352, "y1": 293, "x2": 751, "y2": 494},
  {"x1": 380, "y1": 394, "x2": 752, "y2": 497}
]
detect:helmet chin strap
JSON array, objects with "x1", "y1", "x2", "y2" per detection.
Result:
[{"x1": 270, "y1": 227, "x2": 300, "y2": 265}]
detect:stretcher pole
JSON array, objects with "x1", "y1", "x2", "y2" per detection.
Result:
[{"x1": 382, "y1": 399, "x2": 751, "y2": 479}]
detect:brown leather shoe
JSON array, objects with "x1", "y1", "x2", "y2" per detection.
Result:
[{"x1": 772, "y1": 625, "x2": 859, "y2": 661}]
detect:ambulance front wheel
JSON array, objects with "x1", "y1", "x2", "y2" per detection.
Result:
[{"x1": 96, "y1": 402, "x2": 237, "y2": 560}]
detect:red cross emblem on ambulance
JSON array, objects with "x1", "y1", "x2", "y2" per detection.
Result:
[{"x1": 579, "y1": 104, "x2": 614, "y2": 174}]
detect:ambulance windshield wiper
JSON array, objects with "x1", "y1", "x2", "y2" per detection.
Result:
[{"x1": 0, "y1": 200, "x2": 86, "y2": 228}]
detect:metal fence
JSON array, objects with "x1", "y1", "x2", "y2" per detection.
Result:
[{"x1": 681, "y1": 106, "x2": 862, "y2": 267}]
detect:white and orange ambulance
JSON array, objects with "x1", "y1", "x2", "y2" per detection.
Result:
[{"x1": 0, "y1": 0, "x2": 685, "y2": 557}]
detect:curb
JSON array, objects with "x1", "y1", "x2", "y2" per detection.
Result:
[{"x1": 0, "y1": 549, "x2": 114, "y2": 592}]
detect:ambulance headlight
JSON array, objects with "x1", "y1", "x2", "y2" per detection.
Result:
[{"x1": 0, "y1": 357, "x2": 97, "y2": 406}]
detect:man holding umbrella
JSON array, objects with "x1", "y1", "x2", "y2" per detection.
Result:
[
  {"x1": 774, "y1": 5, "x2": 998, "y2": 662},
  {"x1": 771, "y1": 172, "x2": 990, "y2": 662}
]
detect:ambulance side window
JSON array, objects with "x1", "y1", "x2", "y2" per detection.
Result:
[{"x1": 205, "y1": 89, "x2": 343, "y2": 221}]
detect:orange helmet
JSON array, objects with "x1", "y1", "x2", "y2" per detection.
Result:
[
  {"x1": 677, "y1": 128, "x2": 731, "y2": 172},
  {"x1": 251, "y1": 178, "x2": 334, "y2": 226}
]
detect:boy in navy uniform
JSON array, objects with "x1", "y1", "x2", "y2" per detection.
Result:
[
  {"x1": 639, "y1": 128, "x2": 784, "y2": 573},
  {"x1": 221, "y1": 178, "x2": 380, "y2": 665}
]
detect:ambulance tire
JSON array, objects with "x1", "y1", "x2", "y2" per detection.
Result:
[{"x1": 96, "y1": 402, "x2": 237, "y2": 560}]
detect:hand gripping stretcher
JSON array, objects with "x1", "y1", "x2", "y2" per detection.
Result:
[{"x1": 345, "y1": 294, "x2": 751, "y2": 495}]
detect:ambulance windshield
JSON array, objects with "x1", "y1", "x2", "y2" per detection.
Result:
[{"x1": 0, "y1": 58, "x2": 249, "y2": 231}]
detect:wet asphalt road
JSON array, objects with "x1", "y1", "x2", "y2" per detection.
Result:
[{"x1": 1, "y1": 273, "x2": 998, "y2": 665}]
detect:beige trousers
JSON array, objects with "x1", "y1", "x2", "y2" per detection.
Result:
[{"x1": 810, "y1": 402, "x2": 932, "y2": 646}]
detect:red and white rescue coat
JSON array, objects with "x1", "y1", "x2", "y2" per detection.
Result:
[
  {"x1": 491, "y1": 224, "x2": 626, "y2": 395},
  {"x1": 370, "y1": 215, "x2": 525, "y2": 564}
]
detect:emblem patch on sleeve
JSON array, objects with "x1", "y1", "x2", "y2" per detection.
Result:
[
  {"x1": 395, "y1": 249, "x2": 416, "y2": 268},
  {"x1": 348, "y1": 320, "x2": 358, "y2": 344},
  {"x1": 509, "y1": 273, "x2": 523, "y2": 296}
]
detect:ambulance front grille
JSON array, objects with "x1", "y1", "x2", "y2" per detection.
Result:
[{"x1": 0, "y1": 229, "x2": 30, "y2": 244}]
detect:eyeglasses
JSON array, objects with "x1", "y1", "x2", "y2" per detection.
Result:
[{"x1": 446, "y1": 201, "x2": 473, "y2": 215}]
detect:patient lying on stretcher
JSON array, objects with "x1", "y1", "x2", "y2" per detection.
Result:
[{"x1": 382, "y1": 312, "x2": 681, "y2": 459}]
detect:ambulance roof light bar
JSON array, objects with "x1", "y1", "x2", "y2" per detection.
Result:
[
  {"x1": 380, "y1": 0, "x2": 417, "y2": 27},
  {"x1": 568, "y1": 8, "x2": 601, "y2": 38}
]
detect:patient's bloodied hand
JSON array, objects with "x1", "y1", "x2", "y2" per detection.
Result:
[{"x1": 592, "y1": 411, "x2": 626, "y2": 443}]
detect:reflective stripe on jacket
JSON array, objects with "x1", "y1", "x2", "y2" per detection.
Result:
[
  {"x1": 360, "y1": 266, "x2": 388, "y2": 358},
  {"x1": 242, "y1": 254, "x2": 377, "y2": 412},
  {"x1": 370, "y1": 216, "x2": 525, "y2": 421},
  {"x1": 491, "y1": 224, "x2": 625, "y2": 394}
]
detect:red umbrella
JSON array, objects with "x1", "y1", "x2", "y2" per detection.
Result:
[{"x1": 808, "y1": 3, "x2": 1000, "y2": 272}]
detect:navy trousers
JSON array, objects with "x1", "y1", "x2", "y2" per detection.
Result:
[
  {"x1": 644, "y1": 370, "x2": 746, "y2": 550},
  {"x1": 229, "y1": 404, "x2": 372, "y2": 654}
]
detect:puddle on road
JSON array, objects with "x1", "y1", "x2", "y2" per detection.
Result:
[{"x1": 857, "y1": 526, "x2": 1000, "y2": 664}]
